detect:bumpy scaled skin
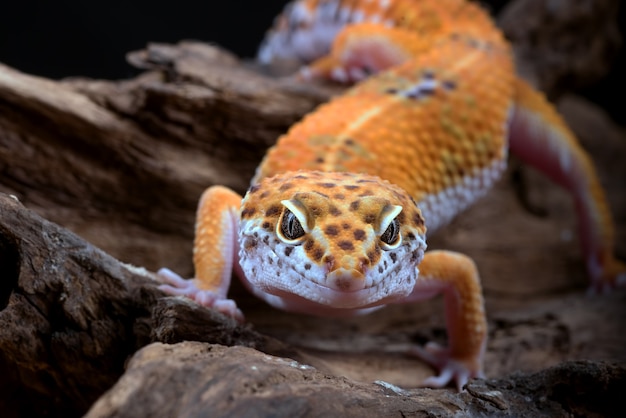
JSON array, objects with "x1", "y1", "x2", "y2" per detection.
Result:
[
  {"x1": 239, "y1": 171, "x2": 428, "y2": 313},
  {"x1": 159, "y1": 0, "x2": 625, "y2": 391}
]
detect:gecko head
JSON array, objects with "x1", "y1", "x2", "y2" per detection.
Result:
[{"x1": 239, "y1": 171, "x2": 427, "y2": 310}]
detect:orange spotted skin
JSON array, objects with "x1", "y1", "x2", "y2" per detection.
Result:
[
  {"x1": 256, "y1": 33, "x2": 514, "y2": 230},
  {"x1": 258, "y1": 0, "x2": 505, "y2": 69},
  {"x1": 241, "y1": 171, "x2": 426, "y2": 280},
  {"x1": 158, "y1": 0, "x2": 625, "y2": 390}
]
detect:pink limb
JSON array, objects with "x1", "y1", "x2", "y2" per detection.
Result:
[{"x1": 509, "y1": 78, "x2": 626, "y2": 292}]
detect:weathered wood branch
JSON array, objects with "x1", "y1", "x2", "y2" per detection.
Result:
[
  {"x1": 85, "y1": 342, "x2": 626, "y2": 418},
  {"x1": 1, "y1": 194, "x2": 624, "y2": 416}
]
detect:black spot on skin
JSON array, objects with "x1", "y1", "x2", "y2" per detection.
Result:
[
  {"x1": 413, "y1": 213, "x2": 424, "y2": 227},
  {"x1": 254, "y1": 232, "x2": 259, "y2": 238},
  {"x1": 279, "y1": 183, "x2": 294, "y2": 191},
  {"x1": 342, "y1": 223, "x2": 351, "y2": 230},
  {"x1": 345, "y1": 138, "x2": 355, "y2": 146},
  {"x1": 404, "y1": 91, "x2": 417, "y2": 100},
  {"x1": 277, "y1": 259, "x2": 283, "y2": 268},
  {"x1": 312, "y1": 248, "x2": 324, "y2": 261},
  {"x1": 410, "y1": 250, "x2": 420, "y2": 263},
  {"x1": 443, "y1": 80, "x2": 457, "y2": 90},
  {"x1": 338, "y1": 241, "x2": 354, "y2": 251},
  {"x1": 349, "y1": 201, "x2": 360, "y2": 211},
  {"x1": 268, "y1": 257, "x2": 274, "y2": 265},
  {"x1": 284, "y1": 247, "x2": 293, "y2": 257},
  {"x1": 419, "y1": 88, "x2": 435, "y2": 98},
  {"x1": 356, "y1": 179, "x2": 376, "y2": 184},
  {"x1": 265, "y1": 205, "x2": 281, "y2": 217},
  {"x1": 276, "y1": 271, "x2": 281, "y2": 277},
  {"x1": 384, "y1": 260, "x2": 388, "y2": 269},
  {"x1": 249, "y1": 184, "x2": 260, "y2": 194},
  {"x1": 325, "y1": 225, "x2": 340, "y2": 236},
  {"x1": 333, "y1": 193, "x2": 346, "y2": 200},
  {"x1": 384, "y1": 87, "x2": 399, "y2": 95},
  {"x1": 304, "y1": 239, "x2": 314, "y2": 251},
  {"x1": 262, "y1": 222, "x2": 271, "y2": 230},
  {"x1": 359, "y1": 191, "x2": 373, "y2": 197},
  {"x1": 318, "y1": 182, "x2": 336, "y2": 188},
  {"x1": 244, "y1": 238, "x2": 257, "y2": 250},
  {"x1": 407, "y1": 232, "x2": 416, "y2": 241},
  {"x1": 329, "y1": 206, "x2": 342, "y2": 216},
  {"x1": 260, "y1": 191, "x2": 270, "y2": 199},
  {"x1": 344, "y1": 185, "x2": 360, "y2": 190},
  {"x1": 295, "y1": 174, "x2": 308, "y2": 179},
  {"x1": 378, "y1": 266, "x2": 384, "y2": 274},
  {"x1": 423, "y1": 70, "x2": 435, "y2": 79},
  {"x1": 314, "y1": 191, "x2": 329, "y2": 198},
  {"x1": 353, "y1": 229, "x2": 366, "y2": 241},
  {"x1": 364, "y1": 213, "x2": 376, "y2": 224},
  {"x1": 241, "y1": 207, "x2": 256, "y2": 218},
  {"x1": 304, "y1": 263, "x2": 312, "y2": 270},
  {"x1": 390, "y1": 253, "x2": 397, "y2": 263},
  {"x1": 263, "y1": 236, "x2": 270, "y2": 245},
  {"x1": 367, "y1": 249, "x2": 380, "y2": 264}
]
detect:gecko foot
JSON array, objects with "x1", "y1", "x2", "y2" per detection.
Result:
[
  {"x1": 408, "y1": 342, "x2": 484, "y2": 391},
  {"x1": 586, "y1": 257, "x2": 626, "y2": 295},
  {"x1": 157, "y1": 268, "x2": 244, "y2": 322}
]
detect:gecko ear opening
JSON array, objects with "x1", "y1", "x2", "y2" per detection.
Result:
[
  {"x1": 277, "y1": 200, "x2": 309, "y2": 244},
  {"x1": 379, "y1": 205, "x2": 403, "y2": 250}
]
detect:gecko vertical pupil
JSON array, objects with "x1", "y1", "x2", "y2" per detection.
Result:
[
  {"x1": 281, "y1": 209, "x2": 305, "y2": 240},
  {"x1": 380, "y1": 218, "x2": 400, "y2": 245}
]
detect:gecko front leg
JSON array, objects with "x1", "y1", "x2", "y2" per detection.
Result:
[
  {"x1": 158, "y1": 186, "x2": 245, "y2": 322},
  {"x1": 399, "y1": 250, "x2": 486, "y2": 390}
]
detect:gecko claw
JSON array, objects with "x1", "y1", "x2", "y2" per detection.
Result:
[
  {"x1": 157, "y1": 268, "x2": 245, "y2": 322},
  {"x1": 409, "y1": 342, "x2": 483, "y2": 391},
  {"x1": 586, "y1": 256, "x2": 626, "y2": 295}
]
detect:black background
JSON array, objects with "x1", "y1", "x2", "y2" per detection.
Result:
[
  {"x1": 0, "y1": 1, "x2": 291, "y2": 80},
  {"x1": 0, "y1": 1, "x2": 623, "y2": 123}
]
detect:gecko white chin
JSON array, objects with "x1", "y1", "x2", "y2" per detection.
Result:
[{"x1": 253, "y1": 273, "x2": 415, "y2": 310}]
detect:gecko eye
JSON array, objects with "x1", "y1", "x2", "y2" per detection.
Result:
[
  {"x1": 380, "y1": 218, "x2": 400, "y2": 247},
  {"x1": 279, "y1": 209, "x2": 306, "y2": 241}
]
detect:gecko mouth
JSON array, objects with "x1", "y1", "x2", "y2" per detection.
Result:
[{"x1": 262, "y1": 275, "x2": 409, "y2": 309}]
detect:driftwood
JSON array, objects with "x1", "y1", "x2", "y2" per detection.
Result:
[{"x1": 0, "y1": 0, "x2": 624, "y2": 416}]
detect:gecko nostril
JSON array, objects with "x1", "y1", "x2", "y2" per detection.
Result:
[
  {"x1": 359, "y1": 257, "x2": 370, "y2": 271},
  {"x1": 323, "y1": 255, "x2": 335, "y2": 272}
]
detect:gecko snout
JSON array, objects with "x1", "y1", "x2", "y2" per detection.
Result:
[{"x1": 326, "y1": 268, "x2": 366, "y2": 292}]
